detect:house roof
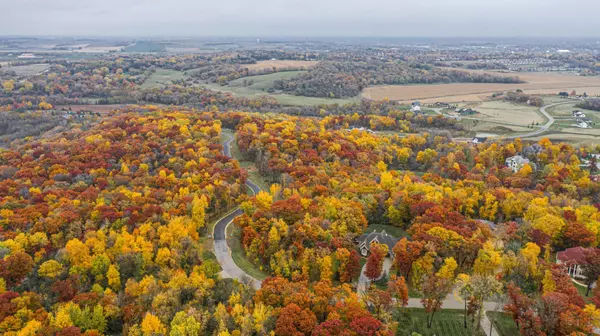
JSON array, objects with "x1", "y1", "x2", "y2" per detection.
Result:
[
  {"x1": 557, "y1": 247, "x2": 590, "y2": 264},
  {"x1": 506, "y1": 155, "x2": 529, "y2": 165},
  {"x1": 357, "y1": 230, "x2": 399, "y2": 252}
]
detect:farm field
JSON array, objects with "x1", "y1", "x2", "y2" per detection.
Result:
[
  {"x1": 203, "y1": 71, "x2": 358, "y2": 106},
  {"x1": 54, "y1": 104, "x2": 127, "y2": 113},
  {"x1": 456, "y1": 101, "x2": 546, "y2": 126},
  {"x1": 75, "y1": 45, "x2": 125, "y2": 53},
  {"x1": 242, "y1": 60, "x2": 318, "y2": 71},
  {"x1": 452, "y1": 101, "x2": 546, "y2": 137},
  {"x1": 362, "y1": 71, "x2": 600, "y2": 103},
  {"x1": 3, "y1": 63, "x2": 51, "y2": 76},
  {"x1": 458, "y1": 119, "x2": 533, "y2": 137},
  {"x1": 140, "y1": 68, "x2": 186, "y2": 88}
]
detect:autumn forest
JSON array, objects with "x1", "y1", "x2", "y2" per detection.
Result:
[{"x1": 1, "y1": 49, "x2": 600, "y2": 336}]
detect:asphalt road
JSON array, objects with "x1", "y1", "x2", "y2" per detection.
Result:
[
  {"x1": 504, "y1": 101, "x2": 573, "y2": 139},
  {"x1": 213, "y1": 135, "x2": 262, "y2": 289}
]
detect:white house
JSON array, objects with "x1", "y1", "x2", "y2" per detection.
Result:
[
  {"x1": 556, "y1": 247, "x2": 590, "y2": 279},
  {"x1": 577, "y1": 120, "x2": 591, "y2": 128},
  {"x1": 505, "y1": 155, "x2": 530, "y2": 173},
  {"x1": 411, "y1": 105, "x2": 421, "y2": 113}
]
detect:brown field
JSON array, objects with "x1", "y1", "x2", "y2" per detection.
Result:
[
  {"x1": 242, "y1": 60, "x2": 318, "y2": 71},
  {"x1": 75, "y1": 46, "x2": 124, "y2": 53},
  {"x1": 458, "y1": 101, "x2": 545, "y2": 125},
  {"x1": 4, "y1": 64, "x2": 51, "y2": 76},
  {"x1": 362, "y1": 72, "x2": 600, "y2": 103}
]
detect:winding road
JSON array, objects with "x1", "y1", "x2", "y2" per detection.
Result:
[
  {"x1": 213, "y1": 136, "x2": 262, "y2": 289},
  {"x1": 433, "y1": 100, "x2": 577, "y2": 140},
  {"x1": 503, "y1": 100, "x2": 573, "y2": 139}
]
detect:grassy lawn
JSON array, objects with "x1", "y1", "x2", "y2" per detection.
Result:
[
  {"x1": 203, "y1": 72, "x2": 359, "y2": 106},
  {"x1": 141, "y1": 68, "x2": 186, "y2": 88},
  {"x1": 396, "y1": 308, "x2": 485, "y2": 336},
  {"x1": 363, "y1": 224, "x2": 409, "y2": 239},
  {"x1": 574, "y1": 281, "x2": 594, "y2": 303},
  {"x1": 226, "y1": 222, "x2": 268, "y2": 280},
  {"x1": 486, "y1": 311, "x2": 518, "y2": 336}
]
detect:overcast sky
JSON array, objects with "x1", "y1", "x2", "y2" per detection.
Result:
[{"x1": 2, "y1": 0, "x2": 599, "y2": 37}]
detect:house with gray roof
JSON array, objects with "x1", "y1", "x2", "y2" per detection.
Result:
[
  {"x1": 505, "y1": 155, "x2": 531, "y2": 173},
  {"x1": 355, "y1": 230, "x2": 399, "y2": 258}
]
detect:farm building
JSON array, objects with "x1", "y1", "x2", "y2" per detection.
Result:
[
  {"x1": 355, "y1": 230, "x2": 399, "y2": 258},
  {"x1": 573, "y1": 110, "x2": 586, "y2": 118},
  {"x1": 556, "y1": 247, "x2": 591, "y2": 279},
  {"x1": 472, "y1": 137, "x2": 488, "y2": 144},
  {"x1": 411, "y1": 105, "x2": 421, "y2": 113},
  {"x1": 505, "y1": 155, "x2": 531, "y2": 173},
  {"x1": 17, "y1": 53, "x2": 36, "y2": 59},
  {"x1": 458, "y1": 108, "x2": 477, "y2": 115}
]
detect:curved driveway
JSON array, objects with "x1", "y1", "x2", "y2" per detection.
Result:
[{"x1": 213, "y1": 136, "x2": 262, "y2": 289}]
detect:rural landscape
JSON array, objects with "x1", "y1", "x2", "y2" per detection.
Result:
[{"x1": 2, "y1": 3, "x2": 600, "y2": 336}]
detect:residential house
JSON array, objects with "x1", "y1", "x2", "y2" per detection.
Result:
[
  {"x1": 576, "y1": 120, "x2": 591, "y2": 128},
  {"x1": 556, "y1": 247, "x2": 591, "y2": 279},
  {"x1": 505, "y1": 155, "x2": 530, "y2": 173},
  {"x1": 355, "y1": 230, "x2": 399, "y2": 258},
  {"x1": 411, "y1": 105, "x2": 422, "y2": 113}
]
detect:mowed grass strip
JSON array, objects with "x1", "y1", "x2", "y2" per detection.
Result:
[
  {"x1": 397, "y1": 308, "x2": 485, "y2": 336},
  {"x1": 227, "y1": 223, "x2": 268, "y2": 280},
  {"x1": 486, "y1": 311, "x2": 518, "y2": 336}
]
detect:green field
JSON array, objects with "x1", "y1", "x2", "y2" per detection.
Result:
[
  {"x1": 541, "y1": 100, "x2": 600, "y2": 144},
  {"x1": 397, "y1": 309, "x2": 485, "y2": 336},
  {"x1": 124, "y1": 41, "x2": 165, "y2": 52},
  {"x1": 203, "y1": 71, "x2": 359, "y2": 106},
  {"x1": 486, "y1": 312, "x2": 518, "y2": 336},
  {"x1": 141, "y1": 68, "x2": 186, "y2": 89},
  {"x1": 364, "y1": 224, "x2": 409, "y2": 239}
]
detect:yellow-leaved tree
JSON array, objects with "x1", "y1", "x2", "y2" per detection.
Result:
[
  {"x1": 141, "y1": 313, "x2": 166, "y2": 335},
  {"x1": 191, "y1": 194, "x2": 209, "y2": 229}
]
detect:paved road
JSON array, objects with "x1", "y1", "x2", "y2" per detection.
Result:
[
  {"x1": 213, "y1": 136, "x2": 262, "y2": 289},
  {"x1": 503, "y1": 101, "x2": 574, "y2": 139}
]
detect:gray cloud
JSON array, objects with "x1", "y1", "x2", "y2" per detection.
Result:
[{"x1": 1, "y1": 0, "x2": 598, "y2": 37}]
